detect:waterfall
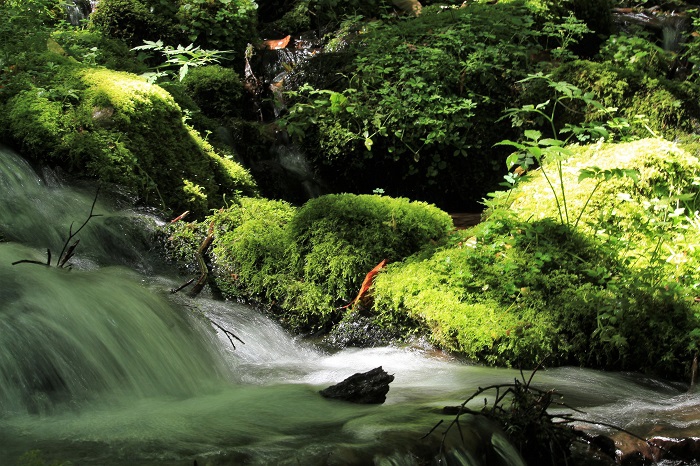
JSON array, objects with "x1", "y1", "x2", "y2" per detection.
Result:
[{"x1": 63, "y1": 0, "x2": 93, "y2": 26}]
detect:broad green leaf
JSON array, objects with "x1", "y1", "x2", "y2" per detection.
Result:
[{"x1": 523, "y1": 129, "x2": 541, "y2": 141}]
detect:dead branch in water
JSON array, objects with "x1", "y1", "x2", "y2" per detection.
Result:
[
  {"x1": 12, "y1": 187, "x2": 102, "y2": 268},
  {"x1": 171, "y1": 220, "x2": 215, "y2": 297}
]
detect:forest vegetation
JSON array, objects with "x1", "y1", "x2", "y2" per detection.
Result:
[{"x1": 2, "y1": 0, "x2": 700, "y2": 381}]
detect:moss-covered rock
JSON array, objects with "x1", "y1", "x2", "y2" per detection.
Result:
[
  {"x1": 164, "y1": 193, "x2": 453, "y2": 332},
  {"x1": 525, "y1": 60, "x2": 700, "y2": 140},
  {"x1": 50, "y1": 29, "x2": 146, "y2": 73},
  {"x1": 181, "y1": 65, "x2": 244, "y2": 119},
  {"x1": 371, "y1": 138, "x2": 700, "y2": 379},
  {"x1": 3, "y1": 62, "x2": 256, "y2": 218}
]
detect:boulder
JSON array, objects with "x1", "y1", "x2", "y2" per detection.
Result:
[{"x1": 320, "y1": 366, "x2": 394, "y2": 404}]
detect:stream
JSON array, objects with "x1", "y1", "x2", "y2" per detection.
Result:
[{"x1": 0, "y1": 144, "x2": 698, "y2": 465}]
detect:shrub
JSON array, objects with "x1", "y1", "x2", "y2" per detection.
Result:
[
  {"x1": 281, "y1": 3, "x2": 590, "y2": 209},
  {"x1": 175, "y1": 0, "x2": 257, "y2": 57},
  {"x1": 88, "y1": 0, "x2": 176, "y2": 48},
  {"x1": 181, "y1": 65, "x2": 244, "y2": 119}
]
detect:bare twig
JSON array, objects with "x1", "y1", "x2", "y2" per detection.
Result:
[
  {"x1": 209, "y1": 319, "x2": 245, "y2": 349},
  {"x1": 56, "y1": 186, "x2": 102, "y2": 268},
  {"x1": 14, "y1": 188, "x2": 102, "y2": 267}
]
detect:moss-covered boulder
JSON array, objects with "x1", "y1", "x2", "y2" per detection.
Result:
[
  {"x1": 180, "y1": 65, "x2": 244, "y2": 119},
  {"x1": 164, "y1": 194, "x2": 453, "y2": 331},
  {"x1": 373, "y1": 138, "x2": 700, "y2": 379},
  {"x1": 524, "y1": 60, "x2": 700, "y2": 141},
  {"x1": 3, "y1": 63, "x2": 256, "y2": 218}
]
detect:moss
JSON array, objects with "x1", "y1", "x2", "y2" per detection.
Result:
[
  {"x1": 7, "y1": 90, "x2": 66, "y2": 155},
  {"x1": 535, "y1": 60, "x2": 700, "y2": 140},
  {"x1": 164, "y1": 193, "x2": 453, "y2": 333},
  {"x1": 288, "y1": 194, "x2": 454, "y2": 301},
  {"x1": 50, "y1": 29, "x2": 146, "y2": 73},
  {"x1": 181, "y1": 65, "x2": 244, "y2": 119},
  {"x1": 3, "y1": 62, "x2": 257, "y2": 218}
]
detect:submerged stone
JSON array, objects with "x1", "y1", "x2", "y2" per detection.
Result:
[{"x1": 319, "y1": 366, "x2": 394, "y2": 404}]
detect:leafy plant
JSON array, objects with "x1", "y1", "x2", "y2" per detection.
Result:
[
  {"x1": 496, "y1": 73, "x2": 638, "y2": 227},
  {"x1": 132, "y1": 40, "x2": 232, "y2": 83}
]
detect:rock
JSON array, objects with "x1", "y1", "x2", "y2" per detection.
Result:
[
  {"x1": 618, "y1": 435, "x2": 700, "y2": 465},
  {"x1": 320, "y1": 366, "x2": 394, "y2": 404}
]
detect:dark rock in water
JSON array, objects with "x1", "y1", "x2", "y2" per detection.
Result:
[
  {"x1": 323, "y1": 312, "x2": 403, "y2": 349},
  {"x1": 618, "y1": 435, "x2": 700, "y2": 465},
  {"x1": 320, "y1": 366, "x2": 394, "y2": 404}
]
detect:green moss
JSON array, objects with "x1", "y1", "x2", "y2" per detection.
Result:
[
  {"x1": 538, "y1": 60, "x2": 700, "y2": 140},
  {"x1": 7, "y1": 90, "x2": 66, "y2": 155},
  {"x1": 181, "y1": 65, "x2": 244, "y2": 119},
  {"x1": 50, "y1": 29, "x2": 145, "y2": 73},
  {"x1": 4, "y1": 63, "x2": 257, "y2": 218},
  {"x1": 165, "y1": 193, "x2": 453, "y2": 332},
  {"x1": 289, "y1": 194, "x2": 454, "y2": 301}
]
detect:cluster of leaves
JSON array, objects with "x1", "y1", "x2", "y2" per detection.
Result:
[
  {"x1": 89, "y1": 0, "x2": 257, "y2": 58},
  {"x1": 280, "y1": 3, "x2": 590, "y2": 208},
  {"x1": 521, "y1": 60, "x2": 700, "y2": 142},
  {"x1": 132, "y1": 40, "x2": 232, "y2": 83},
  {"x1": 174, "y1": 0, "x2": 257, "y2": 56}
]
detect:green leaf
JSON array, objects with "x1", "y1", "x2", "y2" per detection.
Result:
[
  {"x1": 178, "y1": 63, "x2": 189, "y2": 81},
  {"x1": 364, "y1": 138, "x2": 374, "y2": 151},
  {"x1": 523, "y1": 129, "x2": 541, "y2": 141},
  {"x1": 506, "y1": 152, "x2": 521, "y2": 170}
]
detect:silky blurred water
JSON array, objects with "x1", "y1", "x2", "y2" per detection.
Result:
[{"x1": 0, "y1": 145, "x2": 696, "y2": 465}]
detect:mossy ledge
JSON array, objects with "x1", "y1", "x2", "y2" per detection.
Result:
[
  {"x1": 166, "y1": 139, "x2": 700, "y2": 380},
  {"x1": 2, "y1": 60, "x2": 256, "y2": 218}
]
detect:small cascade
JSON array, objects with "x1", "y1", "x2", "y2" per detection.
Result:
[
  {"x1": 63, "y1": 0, "x2": 94, "y2": 26},
  {"x1": 0, "y1": 144, "x2": 227, "y2": 416},
  {"x1": 4, "y1": 144, "x2": 700, "y2": 464},
  {"x1": 612, "y1": 8, "x2": 690, "y2": 53}
]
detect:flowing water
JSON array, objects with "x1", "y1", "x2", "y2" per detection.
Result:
[{"x1": 0, "y1": 144, "x2": 698, "y2": 465}]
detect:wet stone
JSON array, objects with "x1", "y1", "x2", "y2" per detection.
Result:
[{"x1": 320, "y1": 366, "x2": 394, "y2": 404}]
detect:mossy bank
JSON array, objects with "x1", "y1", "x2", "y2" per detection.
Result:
[
  {"x1": 0, "y1": 53, "x2": 256, "y2": 218},
  {"x1": 166, "y1": 140, "x2": 700, "y2": 380}
]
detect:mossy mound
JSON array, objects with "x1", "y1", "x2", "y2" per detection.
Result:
[
  {"x1": 164, "y1": 194, "x2": 453, "y2": 331},
  {"x1": 180, "y1": 65, "x2": 244, "y2": 119},
  {"x1": 525, "y1": 60, "x2": 700, "y2": 141},
  {"x1": 373, "y1": 138, "x2": 700, "y2": 379},
  {"x1": 2, "y1": 61, "x2": 256, "y2": 218}
]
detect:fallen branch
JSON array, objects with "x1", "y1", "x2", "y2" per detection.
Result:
[
  {"x1": 426, "y1": 364, "x2": 676, "y2": 465},
  {"x1": 171, "y1": 220, "x2": 215, "y2": 296},
  {"x1": 12, "y1": 187, "x2": 102, "y2": 268},
  {"x1": 209, "y1": 318, "x2": 245, "y2": 349}
]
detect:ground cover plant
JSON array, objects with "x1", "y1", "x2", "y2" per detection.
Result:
[
  {"x1": 278, "y1": 1, "x2": 592, "y2": 209},
  {"x1": 164, "y1": 194, "x2": 453, "y2": 331}
]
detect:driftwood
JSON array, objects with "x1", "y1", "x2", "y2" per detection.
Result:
[
  {"x1": 170, "y1": 220, "x2": 215, "y2": 297},
  {"x1": 425, "y1": 363, "x2": 676, "y2": 466}
]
